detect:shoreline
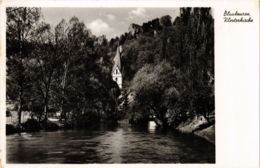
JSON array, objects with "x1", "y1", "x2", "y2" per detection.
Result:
[
  {"x1": 175, "y1": 115, "x2": 215, "y2": 144},
  {"x1": 6, "y1": 115, "x2": 215, "y2": 145}
]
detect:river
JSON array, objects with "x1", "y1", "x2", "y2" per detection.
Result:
[{"x1": 6, "y1": 121, "x2": 215, "y2": 163}]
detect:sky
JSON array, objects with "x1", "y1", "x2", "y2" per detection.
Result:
[{"x1": 41, "y1": 8, "x2": 179, "y2": 39}]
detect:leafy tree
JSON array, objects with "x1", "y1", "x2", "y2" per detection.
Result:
[
  {"x1": 130, "y1": 62, "x2": 180, "y2": 129},
  {"x1": 159, "y1": 15, "x2": 172, "y2": 27},
  {"x1": 50, "y1": 17, "x2": 120, "y2": 127},
  {"x1": 30, "y1": 23, "x2": 59, "y2": 121},
  {"x1": 160, "y1": 15, "x2": 172, "y2": 60},
  {"x1": 6, "y1": 7, "x2": 41, "y2": 125}
]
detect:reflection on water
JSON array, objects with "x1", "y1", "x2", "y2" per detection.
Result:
[
  {"x1": 7, "y1": 122, "x2": 215, "y2": 163},
  {"x1": 148, "y1": 121, "x2": 156, "y2": 133}
]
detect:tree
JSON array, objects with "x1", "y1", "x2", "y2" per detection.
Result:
[
  {"x1": 6, "y1": 7, "x2": 41, "y2": 125},
  {"x1": 159, "y1": 15, "x2": 172, "y2": 27},
  {"x1": 130, "y1": 62, "x2": 180, "y2": 129},
  {"x1": 160, "y1": 15, "x2": 172, "y2": 60},
  {"x1": 53, "y1": 19, "x2": 71, "y2": 121},
  {"x1": 50, "y1": 17, "x2": 119, "y2": 127},
  {"x1": 30, "y1": 23, "x2": 58, "y2": 121}
]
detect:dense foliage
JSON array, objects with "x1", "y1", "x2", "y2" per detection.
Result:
[
  {"x1": 122, "y1": 8, "x2": 214, "y2": 129},
  {"x1": 7, "y1": 8, "x2": 119, "y2": 128},
  {"x1": 6, "y1": 7, "x2": 214, "y2": 130}
]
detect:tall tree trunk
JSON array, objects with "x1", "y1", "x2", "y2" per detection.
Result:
[
  {"x1": 44, "y1": 94, "x2": 49, "y2": 121},
  {"x1": 18, "y1": 88, "x2": 23, "y2": 125},
  {"x1": 44, "y1": 68, "x2": 53, "y2": 121},
  {"x1": 60, "y1": 61, "x2": 69, "y2": 121},
  {"x1": 17, "y1": 19, "x2": 24, "y2": 126},
  {"x1": 44, "y1": 81, "x2": 51, "y2": 121},
  {"x1": 38, "y1": 111, "x2": 42, "y2": 122}
]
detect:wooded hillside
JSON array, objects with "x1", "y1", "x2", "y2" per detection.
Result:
[{"x1": 6, "y1": 7, "x2": 214, "y2": 131}]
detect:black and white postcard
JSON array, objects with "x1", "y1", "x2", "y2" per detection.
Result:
[{"x1": 0, "y1": 0, "x2": 259, "y2": 168}]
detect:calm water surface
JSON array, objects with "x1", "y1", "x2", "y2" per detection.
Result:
[{"x1": 7, "y1": 122, "x2": 215, "y2": 163}]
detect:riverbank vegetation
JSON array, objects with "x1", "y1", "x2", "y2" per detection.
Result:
[
  {"x1": 123, "y1": 8, "x2": 215, "y2": 130},
  {"x1": 6, "y1": 7, "x2": 214, "y2": 139}
]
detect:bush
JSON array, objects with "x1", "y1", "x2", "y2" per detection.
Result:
[
  {"x1": 6, "y1": 124, "x2": 17, "y2": 135},
  {"x1": 22, "y1": 119, "x2": 41, "y2": 132},
  {"x1": 42, "y1": 120, "x2": 60, "y2": 131}
]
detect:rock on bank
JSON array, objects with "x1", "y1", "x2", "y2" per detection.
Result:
[{"x1": 176, "y1": 115, "x2": 215, "y2": 144}]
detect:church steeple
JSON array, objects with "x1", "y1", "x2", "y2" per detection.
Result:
[
  {"x1": 112, "y1": 46, "x2": 123, "y2": 89},
  {"x1": 112, "y1": 46, "x2": 122, "y2": 73}
]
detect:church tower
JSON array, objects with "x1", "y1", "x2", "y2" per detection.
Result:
[{"x1": 112, "y1": 46, "x2": 123, "y2": 89}]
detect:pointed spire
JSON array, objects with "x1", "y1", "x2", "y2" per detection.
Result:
[{"x1": 113, "y1": 46, "x2": 122, "y2": 72}]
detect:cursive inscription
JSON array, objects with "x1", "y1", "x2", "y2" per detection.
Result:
[{"x1": 224, "y1": 10, "x2": 253, "y2": 23}]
